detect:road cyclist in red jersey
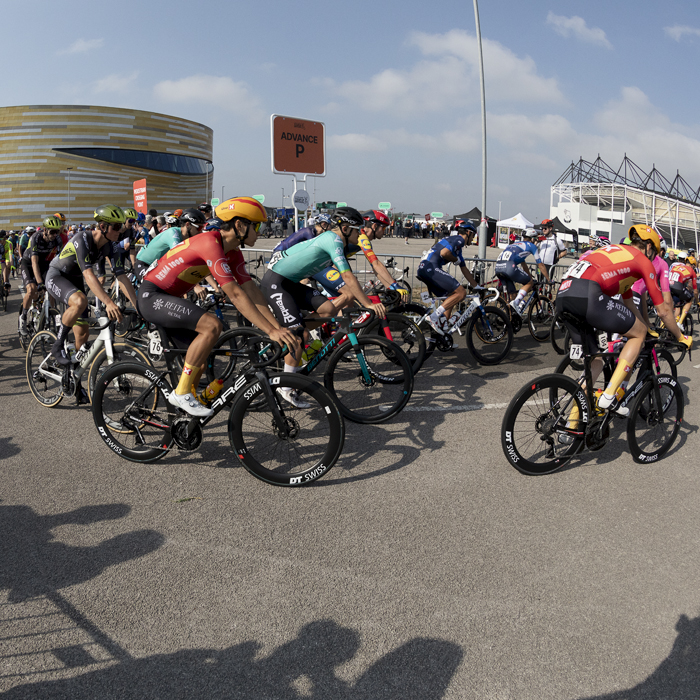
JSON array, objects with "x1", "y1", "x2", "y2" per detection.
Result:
[
  {"x1": 668, "y1": 254, "x2": 698, "y2": 330},
  {"x1": 137, "y1": 196, "x2": 299, "y2": 418}
]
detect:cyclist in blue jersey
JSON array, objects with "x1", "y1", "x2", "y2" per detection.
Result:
[
  {"x1": 494, "y1": 229, "x2": 550, "y2": 315},
  {"x1": 416, "y1": 220, "x2": 481, "y2": 332},
  {"x1": 273, "y1": 214, "x2": 332, "y2": 253}
]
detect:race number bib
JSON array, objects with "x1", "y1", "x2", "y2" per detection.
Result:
[
  {"x1": 420, "y1": 291, "x2": 431, "y2": 303},
  {"x1": 149, "y1": 332, "x2": 163, "y2": 356},
  {"x1": 598, "y1": 332, "x2": 608, "y2": 350},
  {"x1": 497, "y1": 250, "x2": 512, "y2": 262},
  {"x1": 267, "y1": 251, "x2": 282, "y2": 269},
  {"x1": 564, "y1": 260, "x2": 591, "y2": 280},
  {"x1": 569, "y1": 344, "x2": 583, "y2": 360}
]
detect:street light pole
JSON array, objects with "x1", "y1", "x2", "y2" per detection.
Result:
[
  {"x1": 474, "y1": 0, "x2": 488, "y2": 258},
  {"x1": 67, "y1": 168, "x2": 73, "y2": 225},
  {"x1": 222, "y1": 186, "x2": 225, "y2": 202}
]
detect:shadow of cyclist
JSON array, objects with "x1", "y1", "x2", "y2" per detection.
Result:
[{"x1": 0, "y1": 503, "x2": 164, "y2": 603}]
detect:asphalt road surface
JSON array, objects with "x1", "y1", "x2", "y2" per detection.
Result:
[{"x1": 2, "y1": 239, "x2": 700, "y2": 699}]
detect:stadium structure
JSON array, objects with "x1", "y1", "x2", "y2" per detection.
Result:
[{"x1": 550, "y1": 155, "x2": 700, "y2": 250}]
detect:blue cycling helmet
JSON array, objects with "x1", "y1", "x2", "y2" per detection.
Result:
[
  {"x1": 137, "y1": 212, "x2": 146, "y2": 223},
  {"x1": 456, "y1": 220, "x2": 477, "y2": 233},
  {"x1": 316, "y1": 213, "x2": 332, "y2": 225}
]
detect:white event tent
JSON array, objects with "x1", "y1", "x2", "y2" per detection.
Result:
[{"x1": 495, "y1": 213, "x2": 535, "y2": 248}]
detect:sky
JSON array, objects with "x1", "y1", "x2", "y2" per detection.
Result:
[{"x1": 2, "y1": 0, "x2": 700, "y2": 221}]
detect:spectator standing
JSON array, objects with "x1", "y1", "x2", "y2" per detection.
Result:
[{"x1": 537, "y1": 219, "x2": 566, "y2": 281}]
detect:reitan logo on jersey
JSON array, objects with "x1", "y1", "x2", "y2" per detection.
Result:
[{"x1": 213, "y1": 258, "x2": 233, "y2": 278}]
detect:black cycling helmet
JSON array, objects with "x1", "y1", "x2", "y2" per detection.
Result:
[
  {"x1": 198, "y1": 202, "x2": 213, "y2": 214},
  {"x1": 331, "y1": 206, "x2": 364, "y2": 229},
  {"x1": 180, "y1": 208, "x2": 206, "y2": 226}
]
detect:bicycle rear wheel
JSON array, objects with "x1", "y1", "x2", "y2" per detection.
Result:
[
  {"x1": 466, "y1": 306, "x2": 513, "y2": 365},
  {"x1": 92, "y1": 361, "x2": 174, "y2": 462},
  {"x1": 228, "y1": 373, "x2": 345, "y2": 486},
  {"x1": 359, "y1": 313, "x2": 426, "y2": 375},
  {"x1": 323, "y1": 336, "x2": 413, "y2": 424},
  {"x1": 528, "y1": 296, "x2": 554, "y2": 341},
  {"x1": 501, "y1": 373, "x2": 588, "y2": 475},
  {"x1": 627, "y1": 375, "x2": 683, "y2": 463},
  {"x1": 550, "y1": 313, "x2": 568, "y2": 355},
  {"x1": 395, "y1": 302, "x2": 437, "y2": 360},
  {"x1": 26, "y1": 330, "x2": 64, "y2": 407}
]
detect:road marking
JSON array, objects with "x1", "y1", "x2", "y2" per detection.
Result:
[
  {"x1": 694, "y1": 364, "x2": 700, "y2": 369},
  {"x1": 405, "y1": 402, "x2": 509, "y2": 413}
]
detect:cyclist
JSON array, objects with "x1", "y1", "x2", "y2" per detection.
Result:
[
  {"x1": 687, "y1": 248, "x2": 697, "y2": 270},
  {"x1": 261, "y1": 206, "x2": 386, "y2": 406},
  {"x1": 1, "y1": 230, "x2": 13, "y2": 292},
  {"x1": 18, "y1": 217, "x2": 62, "y2": 336},
  {"x1": 119, "y1": 208, "x2": 141, "y2": 269},
  {"x1": 18, "y1": 226, "x2": 36, "y2": 260},
  {"x1": 416, "y1": 220, "x2": 481, "y2": 332},
  {"x1": 495, "y1": 229, "x2": 550, "y2": 315},
  {"x1": 629, "y1": 234, "x2": 671, "y2": 329},
  {"x1": 46, "y1": 205, "x2": 137, "y2": 371},
  {"x1": 538, "y1": 220, "x2": 566, "y2": 281},
  {"x1": 273, "y1": 213, "x2": 332, "y2": 252},
  {"x1": 312, "y1": 210, "x2": 408, "y2": 301},
  {"x1": 137, "y1": 196, "x2": 299, "y2": 417},
  {"x1": 668, "y1": 255, "x2": 698, "y2": 329},
  {"x1": 556, "y1": 225, "x2": 690, "y2": 416}
]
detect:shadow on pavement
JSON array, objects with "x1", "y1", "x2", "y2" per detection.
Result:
[
  {"x1": 577, "y1": 613, "x2": 700, "y2": 700},
  {"x1": 2, "y1": 619, "x2": 463, "y2": 699}
]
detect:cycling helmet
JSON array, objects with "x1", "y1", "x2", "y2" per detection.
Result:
[
  {"x1": 330, "y1": 206, "x2": 364, "y2": 229},
  {"x1": 164, "y1": 213, "x2": 180, "y2": 226},
  {"x1": 54, "y1": 212, "x2": 66, "y2": 222},
  {"x1": 628, "y1": 224, "x2": 661, "y2": 255},
  {"x1": 523, "y1": 229, "x2": 538, "y2": 238},
  {"x1": 173, "y1": 208, "x2": 183, "y2": 218},
  {"x1": 214, "y1": 196, "x2": 268, "y2": 223},
  {"x1": 198, "y1": 203, "x2": 213, "y2": 215},
  {"x1": 455, "y1": 220, "x2": 477, "y2": 234},
  {"x1": 541, "y1": 219, "x2": 554, "y2": 227},
  {"x1": 94, "y1": 204, "x2": 126, "y2": 224},
  {"x1": 123, "y1": 207, "x2": 139, "y2": 222},
  {"x1": 137, "y1": 212, "x2": 146, "y2": 223},
  {"x1": 316, "y1": 213, "x2": 332, "y2": 225},
  {"x1": 43, "y1": 216, "x2": 62, "y2": 230},
  {"x1": 363, "y1": 209, "x2": 391, "y2": 227},
  {"x1": 659, "y1": 238, "x2": 668, "y2": 251},
  {"x1": 24, "y1": 226, "x2": 36, "y2": 234},
  {"x1": 180, "y1": 208, "x2": 206, "y2": 226},
  {"x1": 678, "y1": 252, "x2": 687, "y2": 261}
]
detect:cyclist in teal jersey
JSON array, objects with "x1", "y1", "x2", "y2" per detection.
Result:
[{"x1": 261, "y1": 206, "x2": 386, "y2": 404}]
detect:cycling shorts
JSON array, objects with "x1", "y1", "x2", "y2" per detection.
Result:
[
  {"x1": 137, "y1": 280, "x2": 206, "y2": 345},
  {"x1": 312, "y1": 266, "x2": 346, "y2": 296},
  {"x1": 416, "y1": 261, "x2": 460, "y2": 297},
  {"x1": 20, "y1": 259, "x2": 47, "y2": 287},
  {"x1": 260, "y1": 270, "x2": 327, "y2": 328},
  {"x1": 670, "y1": 283, "x2": 693, "y2": 305},
  {"x1": 555, "y1": 278, "x2": 635, "y2": 354},
  {"x1": 494, "y1": 260, "x2": 530, "y2": 295},
  {"x1": 45, "y1": 268, "x2": 90, "y2": 321}
]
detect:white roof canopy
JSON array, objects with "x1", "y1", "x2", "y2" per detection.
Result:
[{"x1": 496, "y1": 213, "x2": 534, "y2": 229}]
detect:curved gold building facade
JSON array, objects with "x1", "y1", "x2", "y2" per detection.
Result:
[{"x1": 0, "y1": 105, "x2": 213, "y2": 229}]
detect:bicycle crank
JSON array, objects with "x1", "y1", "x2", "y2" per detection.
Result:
[
  {"x1": 172, "y1": 417, "x2": 203, "y2": 450},
  {"x1": 585, "y1": 416, "x2": 610, "y2": 451}
]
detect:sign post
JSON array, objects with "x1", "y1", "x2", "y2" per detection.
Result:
[
  {"x1": 210, "y1": 197, "x2": 220, "y2": 208},
  {"x1": 271, "y1": 114, "x2": 326, "y2": 231},
  {"x1": 133, "y1": 179, "x2": 147, "y2": 216}
]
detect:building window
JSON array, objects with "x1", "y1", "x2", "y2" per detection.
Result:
[{"x1": 54, "y1": 148, "x2": 212, "y2": 175}]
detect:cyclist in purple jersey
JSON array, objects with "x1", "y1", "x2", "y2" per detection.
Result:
[{"x1": 273, "y1": 214, "x2": 332, "y2": 252}]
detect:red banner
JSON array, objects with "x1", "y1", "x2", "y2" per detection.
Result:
[{"x1": 133, "y1": 179, "x2": 147, "y2": 215}]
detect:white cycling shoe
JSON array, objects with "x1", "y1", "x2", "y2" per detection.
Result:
[
  {"x1": 168, "y1": 391, "x2": 213, "y2": 418},
  {"x1": 277, "y1": 387, "x2": 312, "y2": 409}
]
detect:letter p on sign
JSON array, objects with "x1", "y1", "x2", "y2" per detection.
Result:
[{"x1": 271, "y1": 114, "x2": 325, "y2": 176}]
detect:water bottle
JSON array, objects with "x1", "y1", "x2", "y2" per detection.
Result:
[
  {"x1": 198, "y1": 378, "x2": 224, "y2": 405},
  {"x1": 75, "y1": 341, "x2": 91, "y2": 366}
]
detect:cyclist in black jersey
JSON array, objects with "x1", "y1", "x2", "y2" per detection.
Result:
[
  {"x1": 18, "y1": 217, "x2": 62, "y2": 336},
  {"x1": 46, "y1": 205, "x2": 137, "y2": 366}
]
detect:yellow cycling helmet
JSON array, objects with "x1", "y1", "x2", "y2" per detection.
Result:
[
  {"x1": 215, "y1": 197, "x2": 268, "y2": 223},
  {"x1": 54, "y1": 212, "x2": 66, "y2": 222},
  {"x1": 123, "y1": 207, "x2": 139, "y2": 221},
  {"x1": 43, "y1": 216, "x2": 63, "y2": 230},
  {"x1": 628, "y1": 224, "x2": 661, "y2": 255}
]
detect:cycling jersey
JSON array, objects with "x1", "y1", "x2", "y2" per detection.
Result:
[
  {"x1": 49, "y1": 230, "x2": 125, "y2": 278},
  {"x1": 267, "y1": 230, "x2": 351, "y2": 283},
  {"x1": 561, "y1": 244, "x2": 663, "y2": 306},
  {"x1": 423, "y1": 235, "x2": 466, "y2": 269},
  {"x1": 23, "y1": 231, "x2": 61, "y2": 264},
  {"x1": 18, "y1": 233, "x2": 30, "y2": 258},
  {"x1": 631, "y1": 255, "x2": 669, "y2": 296},
  {"x1": 142, "y1": 230, "x2": 251, "y2": 297},
  {"x1": 273, "y1": 225, "x2": 316, "y2": 253},
  {"x1": 136, "y1": 227, "x2": 183, "y2": 266},
  {"x1": 496, "y1": 241, "x2": 542, "y2": 266},
  {"x1": 1, "y1": 239, "x2": 11, "y2": 262},
  {"x1": 669, "y1": 262, "x2": 697, "y2": 290}
]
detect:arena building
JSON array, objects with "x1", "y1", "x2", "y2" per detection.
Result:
[
  {"x1": 0, "y1": 105, "x2": 213, "y2": 229},
  {"x1": 550, "y1": 155, "x2": 700, "y2": 250}
]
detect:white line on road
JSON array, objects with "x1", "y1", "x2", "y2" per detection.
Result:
[{"x1": 404, "y1": 402, "x2": 509, "y2": 413}]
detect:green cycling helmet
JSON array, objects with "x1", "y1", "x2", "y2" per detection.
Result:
[
  {"x1": 43, "y1": 216, "x2": 63, "y2": 230},
  {"x1": 94, "y1": 204, "x2": 126, "y2": 224},
  {"x1": 123, "y1": 207, "x2": 139, "y2": 221}
]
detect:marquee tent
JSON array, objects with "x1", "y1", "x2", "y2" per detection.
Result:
[{"x1": 496, "y1": 213, "x2": 534, "y2": 229}]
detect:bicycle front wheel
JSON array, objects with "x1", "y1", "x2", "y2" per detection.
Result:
[
  {"x1": 501, "y1": 373, "x2": 588, "y2": 475},
  {"x1": 528, "y1": 296, "x2": 555, "y2": 341},
  {"x1": 92, "y1": 361, "x2": 174, "y2": 463},
  {"x1": 627, "y1": 375, "x2": 683, "y2": 464},
  {"x1": 26, "y1": 330, "x2": 64, "y2": 407},
  {"x1": 228, "y1": 373, "x2": 345, "y2": 486},
  {"x1": 324, "y1": 336, "x2": 413, "y2": 424},
  {"x1": 86, "y1": 341, "x2": 153, "y2": 404},
  {"x1": 466, "y1": 306, "x2": 513, "y2": 365}
]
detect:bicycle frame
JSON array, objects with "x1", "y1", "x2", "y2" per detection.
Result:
[{"x1": 417, "y1": 288, "x2": 500, "y2": 337}]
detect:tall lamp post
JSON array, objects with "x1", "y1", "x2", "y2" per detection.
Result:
[
  {"x1": 67, "y1": 168, "x2": 73, "y2": 225},
  {"x1": 221, "y1": 186, "x2": 225, "y2": 203},
  {"x1": 474, "y1": 0, "x2": 488, "y2": 258}
]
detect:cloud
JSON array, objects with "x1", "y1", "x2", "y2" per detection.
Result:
[
  {"x1": 58, "y1": 38, "x2": 104, "y2": 55},
  {"x1": 94, "y1": 71, "x2": 139, "y2": 95},
  {"x1": 664, "y1": 25, "x2": 700, "y2": 42},
  {"x1": 328, "y1": 133, "x2": 388, "y2": 151},
  {"x1": 325, "y1": 29, "x2": 564, "y2": 114},
  {"x1": 154, "y1": 75, "x2": 265, "y2": 125},
  {"x1": 546, "y1": 13, "x2": 612, "y2": 49}
]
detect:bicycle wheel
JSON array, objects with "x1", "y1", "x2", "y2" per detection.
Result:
[
  {"x1": 550, "y1": 313, "x2": 567, "y2": 355},
  {"x1": 92, "y1": 361, "x2": 174, "y2": 462},
  {"x1": 228, "y1": 373, "x2": 345, "y2": 486},
  {"x1": 528, "y1": 296, "x2": 555, "y2": 341},
  {"x1": 395, "y1": 303, "x2": 437, "y2": 360},
  {"x1": 86, "y1": 341, "x2": 154, "y2": 404},
  {"x1": 466, "y1": 306, "x2": 513, "y2": 365},
  {"x1": 26, "y1": 330, "x2": 64, "y2": 407},
  {"x1": 205, "y1": 327, "x2": 266, "y2": 384},
  {"x1": 682, "y1": 313, "x2": 694, "y2": 337},
  {"x1": 627, "y1": 375, "x2": 683, "y2": 464},
  {"x1": 323, "y1": 336, "x2": 413, "y2": 424},
  {"x1": 501, "y1": 373, "x2": 588, "y2": 475},
  {"x1": 359, "y1": 313, "x2": 426, "y2": 375}
]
